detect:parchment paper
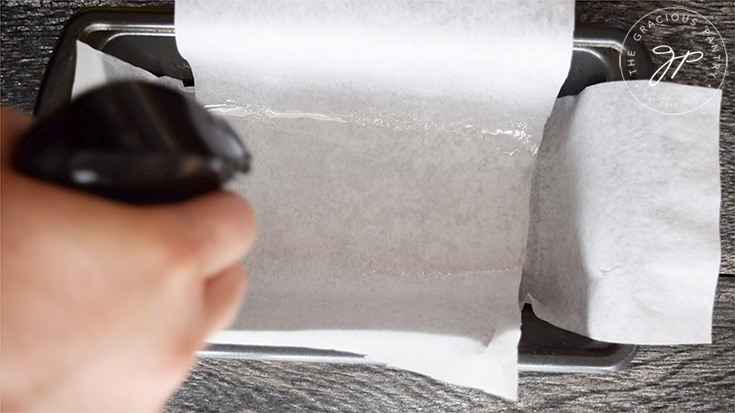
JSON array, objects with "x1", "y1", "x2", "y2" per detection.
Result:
[
  {"x1": 522, "y1": 80, "x2": 721, "y2": 345},
  {"x1": 72, "y1": 41, "x2": 185, "y2": 98},
  {"x1": 175, "y1": 0, "x2": 574, "y2": 399}
]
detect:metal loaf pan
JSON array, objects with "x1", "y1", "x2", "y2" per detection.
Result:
[{"x1": 36, "y1": 8, "x2": 653, "y2": 373}]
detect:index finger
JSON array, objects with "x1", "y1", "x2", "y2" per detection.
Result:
[{"x1": 156, "y1": 191, "x2": 257, "y2": 278}]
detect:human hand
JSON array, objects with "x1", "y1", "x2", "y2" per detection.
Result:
[{"x1": 1, "y1": 107, "x2": 256, "y2": 411}]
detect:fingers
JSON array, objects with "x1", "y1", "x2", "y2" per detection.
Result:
[
  {"x1": 2, "y1": 106, "x2": 257, "y2": 283},
  {"x1": 6, "y1": 147, "x2": 256, "y2": 285},
  {"x1": 199, "y1": 263, "x2": 248, "y2": 339},
  {"x1": 139, "y1": 192, "x2": 255, "y2": 346},
  {"x1": 159, "y1": 191, "x2": 257, "y2": 278}
]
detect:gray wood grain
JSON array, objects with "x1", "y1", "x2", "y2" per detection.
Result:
[{"x1": 2, "y1": 1, "x2": 733, "y2": 411}]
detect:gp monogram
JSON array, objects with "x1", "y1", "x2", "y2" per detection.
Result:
[{"x1": 620, "y1": 7, "x2": 727, "y2": 115}]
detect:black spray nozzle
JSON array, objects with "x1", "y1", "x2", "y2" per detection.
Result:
[{"x1": 14, "y1": 81, "x2": 250, "y2": 204}]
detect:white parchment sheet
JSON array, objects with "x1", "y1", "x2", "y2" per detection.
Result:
[
  {"x1": 72, "y1": 41, "x2": 186, "y2": 98},
  {"x1": 522, "y1": 81, "x2": 721, "y2": 345},
  {"x1": 175, "y1": 0, "x2": 574, "y2": 399}
]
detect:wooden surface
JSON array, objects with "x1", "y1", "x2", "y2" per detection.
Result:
[{"x1": 1, "y1": 1, "x2": 733, "y2": 411}]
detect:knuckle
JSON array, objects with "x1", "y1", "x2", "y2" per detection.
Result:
[
  {"x1": 213, "y1": 193, "x2": 257, "y2": 249},
  {"x1": 147, "y1": 219, "x2": 203, "y2": 280}
]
